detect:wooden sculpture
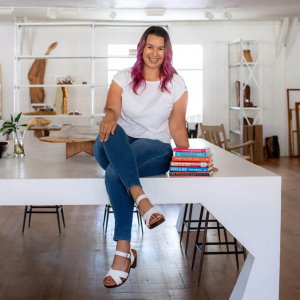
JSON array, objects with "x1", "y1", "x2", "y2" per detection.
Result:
[{"x1": 28, "y1": 42, "x2": 58, "y2": 110}]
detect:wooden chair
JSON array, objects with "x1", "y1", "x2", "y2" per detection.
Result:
[{"x1": 199, "y1": 123, "x2": 255, "y2": 162}]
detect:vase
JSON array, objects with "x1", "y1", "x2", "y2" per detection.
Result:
[
  {"x1": 238, "y1": 50, "x2": 253, "y2": 63},
  {"x1": 13, "y1": 130, "x2": 25, "y2": 156}
]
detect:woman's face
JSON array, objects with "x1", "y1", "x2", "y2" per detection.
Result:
[{"x1": 142, "y1": 34, "x2": 165, "y2": 71}]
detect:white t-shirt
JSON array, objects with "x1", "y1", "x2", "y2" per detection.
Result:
[{"x1": 112, "y1": 68, "x2": 187, "y2": 144}]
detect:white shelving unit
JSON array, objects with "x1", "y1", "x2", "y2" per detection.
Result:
[
  {"x1": 14, "y1": 22, "x2": 169, "y2": 125},
  {"x1": 228, "y1": 38, "x2": 262, "y2": 144}
]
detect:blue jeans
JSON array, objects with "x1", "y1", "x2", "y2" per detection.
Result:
[{"x1": 93, "y1": 124, "x2": 173, "y2": 242}]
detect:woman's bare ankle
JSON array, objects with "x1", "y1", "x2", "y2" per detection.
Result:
[
  {"x1": 129, "y1": 186, "x2": 144, "y2": 202},
  {"x1": 116, "y1": 240, "x2": 130, "y2": 253}
]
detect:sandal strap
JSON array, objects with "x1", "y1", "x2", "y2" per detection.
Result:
[
  {"x1": 135, "y1": 194, "x2": 147, "y2": 207},
  {"x1": 105, "y1": 268, "x2": 128, "y2": 285},
  {"x1": 115, "y1": 250, "x2": 131, "y2": 259},
  {"x1": 143, "y1": 207, "x2": 161, "y2": 227},
  {"x1": 115, "y1": 249, "x2": 135, "y2": 265}
]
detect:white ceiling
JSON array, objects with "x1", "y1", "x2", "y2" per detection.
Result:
[{"x1": 0, "y1": 0, "x2": 299, "y2": 22}]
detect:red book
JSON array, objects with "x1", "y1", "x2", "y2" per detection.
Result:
[
  {"x1": 173, "y1": 147, "x2": 210, "y2": 153},
  {"x1": 170, "y1": 161, "x2": 213, "y2": 168},
  {"x1": 169, "y1": 171, "x2": 213, "y2": 177}
]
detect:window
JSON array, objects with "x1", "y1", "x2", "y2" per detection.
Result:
[{"x1": 108, "y1": 44, "x2": 203, "y2": 121}]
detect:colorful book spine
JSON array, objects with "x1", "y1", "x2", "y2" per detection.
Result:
[
  {"x1": 169, "y1": 171, "x2": 213, "y2": 177},
  {"x1": 172, "y1": 156, "x2": 211, "y2": 162},
  {"x1": 173, "y1": 147, "x2": 210, "y2": 153},
  {"x1": 170, "y1": 162, "x2": 212, "y2": 167},
  {"x1": 174, "y1": 152, "x2": 210, "y2": 157},
  {"x1": 169, "y1": 167, "x2": 211, "y2": 172}
]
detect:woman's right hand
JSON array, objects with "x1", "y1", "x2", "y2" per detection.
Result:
[{"x1": 99, "y1": 110, "x2": 117, "y2": 142}]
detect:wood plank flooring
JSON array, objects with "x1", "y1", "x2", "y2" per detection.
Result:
[{"x1": 0, "y1": 157, "x2": 299, "y2": 300}]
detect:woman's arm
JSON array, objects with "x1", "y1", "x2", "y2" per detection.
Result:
[
  {"x1": 100, "y1": 81, "x2": 122, "y2": 142},
  {"x1": 169, "y1": 91, "x2": 189, "y2": 148}
]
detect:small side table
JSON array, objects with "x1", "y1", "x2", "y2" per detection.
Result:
[{"x1": 27, "y1": 127, "x2": 62, "y2": 138}]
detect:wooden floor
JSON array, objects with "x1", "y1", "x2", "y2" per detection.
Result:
[{"x1": 0, "y1": 157, "x2": 299, "y2": 300}]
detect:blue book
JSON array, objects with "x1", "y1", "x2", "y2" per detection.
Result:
[
  {"x1": 169, "y1": 167, "x2": 212, "y2": 172},
  {"x1": 174, "y1": 152, "x2": 211, "y2": 157}
]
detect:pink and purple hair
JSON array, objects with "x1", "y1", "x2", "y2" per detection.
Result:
[{"x1": 130, "y1": 26, "x2": 177, "y2": 95}]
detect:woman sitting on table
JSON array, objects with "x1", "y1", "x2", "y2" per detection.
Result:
[{"x1": 93, "y1": 26, "x2": 189, "y2": 288}]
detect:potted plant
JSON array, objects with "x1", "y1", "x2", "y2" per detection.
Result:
[{"x1": 0, "y1": 112, "x2": 27, "y2": 156}]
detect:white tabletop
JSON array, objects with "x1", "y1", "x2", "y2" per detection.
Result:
[{"x1": 0, "y1": 138, "x2": 276, "y2": 179}]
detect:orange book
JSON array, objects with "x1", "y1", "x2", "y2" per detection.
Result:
[{"x1": 172, "y1": 156, "x2": 212, "y2": 162}]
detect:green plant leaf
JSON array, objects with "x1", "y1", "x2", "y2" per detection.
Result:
[
  {"x1": 20, "y1": 124, "x2": 27, "y2": 127},
  {"x1": 10, "y1": 115, "x2": 13, "y2": 123},
  {"x1": 15, "y1": 112, "x2": 22, "y2": 123}
]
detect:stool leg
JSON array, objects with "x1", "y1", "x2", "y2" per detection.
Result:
[
  {"x1": 139, "y1": 212, "x2": 144, "y2": 234},
  {"x1": 243, "y1": 246, "x2": 247, "y2": 261},
  {"x1": 103, "y1": 205, "x2": 108, "y2": 227},
  {"x1": 192, "y1": 205, "x2": 204, "y2": 270},
  {"x1": 223, "y1": 227, "x2": 229, "y2": 253},
  {"x1": 105, "y1": 205, "x2": 110, "y2": 234},
  {"x1": 28, "y1": 206, "x2": 32, "y2": 227},
  {"x1": 234, "y1": 237, "x2": 239, "y2": 269},
  {"x1": 217, "y1": 221, "x2": 221, "y2": 243},
  {"x1": 185, "y1": 204, "x2": 193, "y2": 254},
  {"x1": 198, "y1": 210, "x2": 209, "y2": 283},
  {"x1": 56, "y1": 205, "x2": 61, "y2": 234},
  {"x1": 136, "y1": 210, "x2": 140, "y2": 225},
  {"x1": 180, "y1": 204, "x2": 189, "y2": 244},
  {"x1": 22, "y1": 206, "x2": 28, "y2": 235},
  {"x1": 60, "y1": 206, "x2": 66, "y2": 227}
]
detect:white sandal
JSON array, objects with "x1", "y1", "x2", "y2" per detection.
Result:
[
  {"x1": 103, "y1": 248, "x2": 137, "y2": 288},
  {"x1": 135, "y1": 194, "x2": 165, "y2": 229}
]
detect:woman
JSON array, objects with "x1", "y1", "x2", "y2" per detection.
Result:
[{"x1": 93, "y1": 26, "x2": 189, "y2": 288}]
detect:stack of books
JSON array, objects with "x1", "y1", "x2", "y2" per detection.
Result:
[{"x1": 169, "y1": 147, "x2": 213, "y2": 177}]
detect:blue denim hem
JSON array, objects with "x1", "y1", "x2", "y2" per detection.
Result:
[
  {"x1": 126, "y1": 184, "x2": 143, "y2": 196},
  {"x1": 113, "y1": 236, "x2": 131, "y2": 242}
]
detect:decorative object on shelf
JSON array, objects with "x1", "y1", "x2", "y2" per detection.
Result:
[
  {"x1": 28, "y1": 42, "x2": 58, "y2": 111},
  {"x1": 23, "y1": 111, "x2": 57, "y2": 115},
  {"x1": 57, "y1": 75, "x2": 75, "y2": 85},
  {"x1": 265, "y1": 136, "x2": 280, "y2": 158},
  {"x1": 26, "y1": 118, "x2": 52, "y2": 128},
  {"x1": 0, "y1": 64, "x2": 2, "y2": 119},
  {"x1": 235, "y1": 81, "x2": 250, "y2": 107},
  {"x1": 82, "y1": 81, "x2": 87, "y2": 85},
  {"x1": 243, "y1": 117, "x2": 254, "y2": 125},
  {"x1": 238, "y1": 50, "x2": 253, "y2": 63},
  {"x1": 68, "y1": 111, "x2": 82, "y2": 115},
  {"x1": 0, "y1": 142, "x2": 8, "y2": 158},
  {"x1": 37, "y1": 108, "x2": 53, "y2": 112},
  {"x1": 0, "y1": 112, "x2": 27, "y2": 156},
  {"x1": 62, "y1": 87, "x2": 68, "y2": 114},
  {"x1": 287, "y1": 89, "x2": 300, "y2": 157},
  {"x1": 54, "y1": 87, "x2": 63, "y2": 114}
]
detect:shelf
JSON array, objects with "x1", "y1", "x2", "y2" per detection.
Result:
[
  {"x1": 230, "y1": 62, "x2": 259, "y2": 68},
  {"x1": 17, "y1": 55, "x2": 137, "y2": 60},
  {"x1": 16, "y1": 84, "x2": 92, "y2": 88},
  {"x1": 230, "y1": 107, "x2": 260, "y2": 111},
  {"x1": 17, "y1": 55, "x2": 92, "y2": 59},
  {"x1": 230, "y1": 129, "x2": 241, "y2": 135},
  {"x1": 22, "y1": 114, "x2": 92, "y2": 118},
  {"x1": 229, "y1": 39, "x2": 261, "y2": 45}
]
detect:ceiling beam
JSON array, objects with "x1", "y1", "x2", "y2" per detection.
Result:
[
  {"x1": 286, "y1": 18, "x2": 298, "y2": 58},
  {"x1": 277, "y1": 18, "x2": 289, "y2": 57}
]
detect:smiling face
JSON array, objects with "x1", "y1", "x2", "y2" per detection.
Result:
[{"x1": 142, "y1": 34, "x2": 165, "y2": 72}]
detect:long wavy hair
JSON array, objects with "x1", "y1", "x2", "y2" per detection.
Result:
[{"x1": 130, "y1": 26, "x2": 177, "y2": 95}]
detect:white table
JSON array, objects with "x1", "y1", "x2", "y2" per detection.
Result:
[{"x1": 0, "y1": 139, "x2": 281, "y2": 300}]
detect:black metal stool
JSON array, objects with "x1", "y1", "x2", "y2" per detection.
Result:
[
  {"x1": 180, "y1": 203, "x2": 229, "y2": 254},
  {"x1": 103, "y1": 204, "x2": 143, "y2": 234},
  {"x1": 22, "y1": 205, "x2": 65, "y2": 235},
  {"x1": 191, "y1": 205, "x2": 247, "y2": 283}
]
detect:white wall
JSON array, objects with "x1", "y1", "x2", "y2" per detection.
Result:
[{"x1": 0, "y1": 20, "x2": 299, "y2": 156}]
